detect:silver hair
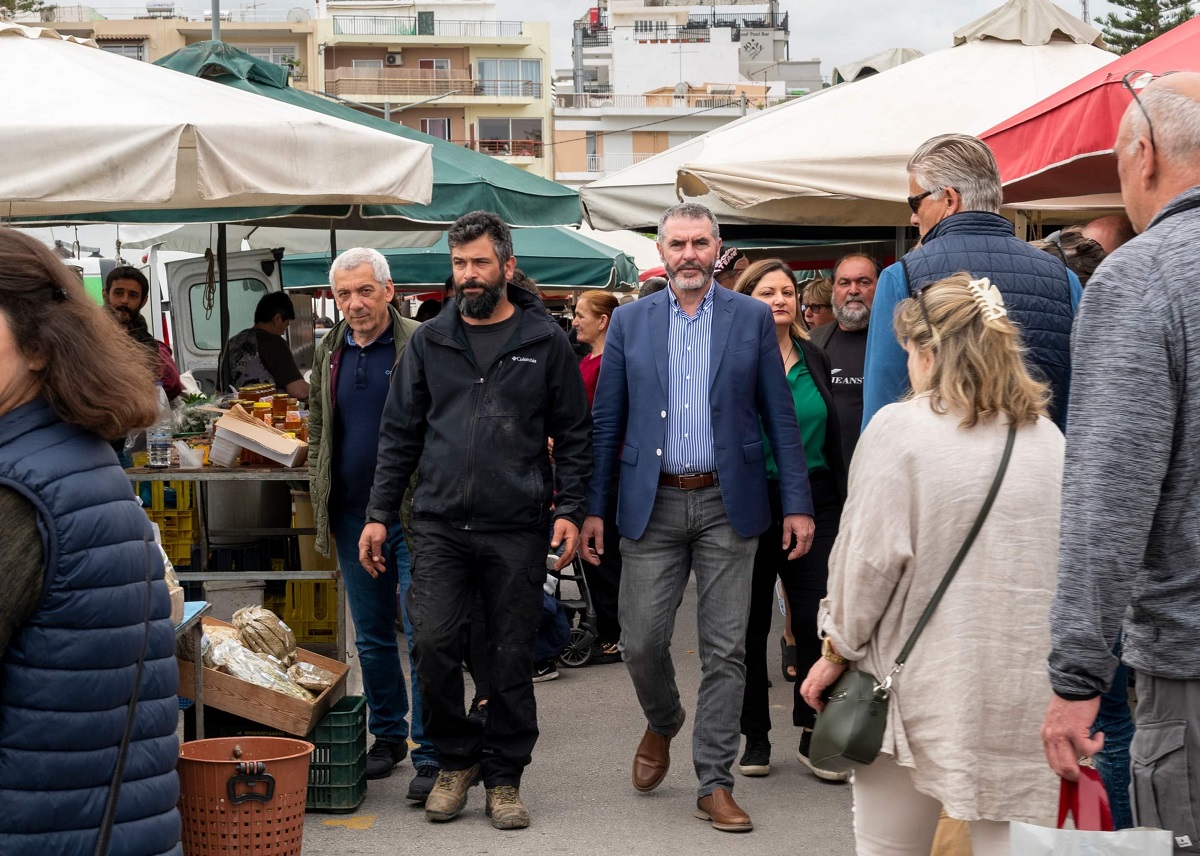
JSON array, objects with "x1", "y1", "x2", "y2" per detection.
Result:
[
  {"x1": 657, "y1": 203, "x2": 721, "y2": 244},
  {"x1": 1123, "y1": 87, "x2": 1200, "y2": 162},
  {"x1": 329, "y1": 247, "x2": 391, "y2": 290},
  {"x1": 907, "y1": 133, "x2": 1003, "y2": 214}
]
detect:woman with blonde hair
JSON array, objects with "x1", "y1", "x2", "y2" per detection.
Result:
[
  {"x1": 800, "y1": 276, "x2": 834, "y2": 330},
  {"x1": 733, "y1": 259, "x2": 847, "y2": 779},
  {"x1": 571, "y1": 289, "x2": 623, "y2": 662},
  {"x1": 801, "y1": 272, "x2": 1062, "y2": 856}
]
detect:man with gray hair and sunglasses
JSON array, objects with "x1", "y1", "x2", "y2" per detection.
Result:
[
  {"x1": 1044, "y1": 72, "x2": 1200, "y2": 850},
  {"x1": 860, "y1": 133, "x2": 1083, "y2": 432}
]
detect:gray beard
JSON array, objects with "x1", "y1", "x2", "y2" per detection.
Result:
[
  {"x1": 665, "y1": 262, "x2": 714, "y2": 292},
  {"x1": 834, "y1": 300, "x2": 870, "y2": 331}
]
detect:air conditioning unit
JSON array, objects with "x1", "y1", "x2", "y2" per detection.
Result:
[{"x1": 386, "y1": 52, "x2": 403, "y2": 67}]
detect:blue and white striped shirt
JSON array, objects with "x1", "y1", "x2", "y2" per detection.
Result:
[{"x1": 663, "y1": 283, "x2": 715, "y2": 474}]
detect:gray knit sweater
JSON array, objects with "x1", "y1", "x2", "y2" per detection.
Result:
[{"x1": 1049, "y1": 185, "x2": 1200, "y2": 698}]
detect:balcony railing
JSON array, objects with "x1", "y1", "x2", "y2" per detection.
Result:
[
  {"x1": 557, "y1": 92, "x2": 796, "y2": 111},
  {"x1": 325, "y1": 67, "x2": 471, "y2": 98},
  {"x1": 586, "y1": 152, "x2": 654, "y2": 173},
  {"x1": 454, "y1": 139, "x2": 544, "y2": 158},
  {"x1": 632, "y1": 25, "x2": 713, "y2": 43},
  {"x1": 687, "y1": 12, "x2": 788, "y2": 31},
  {"x1": 332, "y1": 16, "x2": 523, "y2": 38}
]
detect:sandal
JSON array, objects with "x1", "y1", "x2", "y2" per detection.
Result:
[
  {"x1": 780, "y1": 636, "x2": 798, "y2": 683},
  {"x1": 591, "y1": 641, "x2": 622, "y2": 665}
]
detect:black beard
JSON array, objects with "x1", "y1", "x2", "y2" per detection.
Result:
[
  {"x1": 455, "y1": 276, "x2": 505, "y2": 319},
  {"x1": 106, "y1": 304, "x2": 136, "y2": 328}
]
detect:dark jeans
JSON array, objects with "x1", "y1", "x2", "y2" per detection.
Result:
[
  {"x1": 407, "y1": 519, "x2": 546, "y2": 787},
  {"x1": 741, "y1": 473, "x2": 841, "y2": 736},
  {"x1": 1092, "y1": 636, "x2": 1134, "y2": 830},
  {"x1": 330, "y1": 510, "x2": 434, "y2": 766}
]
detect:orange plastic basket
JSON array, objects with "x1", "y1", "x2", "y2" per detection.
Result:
[{"x1": 178, "y1": 736, "x2": 314, "y2": 856}]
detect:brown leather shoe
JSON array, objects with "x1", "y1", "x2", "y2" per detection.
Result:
[
  {"x1": 694, "y1": 787, "x2": 753, "y2": 832},
  {"x1": 631, "y1": 707, "x2": 686, "y2": 792}
]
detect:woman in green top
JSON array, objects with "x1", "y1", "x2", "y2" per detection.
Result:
[{"x1": 734, "y1": 259, "x2": 848, "y2": 781}]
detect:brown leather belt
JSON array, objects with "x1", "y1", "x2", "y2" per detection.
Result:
[{"x1": 658, "y1": 472, "x2": 717, "y2": 490}]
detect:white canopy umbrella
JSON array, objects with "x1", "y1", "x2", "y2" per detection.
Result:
[
  {"x1": 569, "y1": 223, "x2": 661, "y2": 272},
  {"x1": 0, "y1": 22, "x2": 433, "y2": 219},
  {"x1": 118, "y1": 223, "x2": 442, "y2": 255},
  {"x1": 581, "y1": 0, "x2": 1114, "y2": 230}
]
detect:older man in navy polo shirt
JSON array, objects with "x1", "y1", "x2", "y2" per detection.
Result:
[{"x1": 307, "y1": 248, "x2": 438, "y2": 799}]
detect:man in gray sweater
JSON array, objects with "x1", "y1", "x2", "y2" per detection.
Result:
[{"x1": 1043, "y1": 73, "x2": 1200, "y2": 851}]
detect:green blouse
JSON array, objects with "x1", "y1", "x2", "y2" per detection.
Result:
[{"x1": 763, "y1": 340, "x2": 828, "y2": 479}]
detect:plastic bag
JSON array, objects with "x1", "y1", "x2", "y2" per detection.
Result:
[
  {"x1": 1010, "y1": 768, "x2": 1173, "y2": 854},
  {"x1": 232, "y1": 605, "x2": 298, "y2": 666},
  {"x1": 209, "y1": 638, "x2": 314, "y2": 701},
  {"x1": 287, "y1": 662, "x2": 336, "y2": 693}
]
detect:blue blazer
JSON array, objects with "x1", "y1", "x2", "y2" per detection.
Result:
[{"x1": 589, "y1": 285, "x2": 813, "y2": 540}]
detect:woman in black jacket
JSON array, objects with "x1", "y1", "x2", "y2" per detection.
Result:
[{"x1": 733, "y1": 259, "x2": 848, "y2": 782}]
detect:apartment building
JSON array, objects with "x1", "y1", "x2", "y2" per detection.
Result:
[
  {"x1": 317, "y1": 0, "x2": 555, "y2": 178},
  {"x1": 554, "y1": 0, "x2": 822, "y2": 186},
  {"x1": 41, "y1": 3, "x2": 320, "y2": 91}
]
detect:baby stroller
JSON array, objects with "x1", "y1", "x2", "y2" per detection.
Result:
[{"x1": 551, "y1": 552, "x2": 601, "y2": 668}]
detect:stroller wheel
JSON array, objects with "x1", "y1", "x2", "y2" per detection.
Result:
[{"x1": 558, "y1": 627, "x2": 595, "y2": 668}]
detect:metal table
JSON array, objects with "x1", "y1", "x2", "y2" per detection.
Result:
[
  {"x1": 175, "y1": 601, "x2": 211, "y2": 738},
  {"x1": 128, "y1": 466, "x2": 346, "y2": 662}
]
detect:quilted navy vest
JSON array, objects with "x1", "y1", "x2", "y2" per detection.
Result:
[
  {"x1": 0, "y1": 399, "x2": 181, "y2": 856},
  {"x1": 902, "y1": 212, "x2": 1075, "y2": 429}
]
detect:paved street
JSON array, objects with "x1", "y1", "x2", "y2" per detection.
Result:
[{"x1": 303, "y1": 577, "x2": 856, "y2": 855}]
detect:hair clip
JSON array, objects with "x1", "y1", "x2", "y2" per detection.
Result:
[
  {"x1": 966, "y1": 277, "x2": 1006, "y2": 322},
  {"x1": 50, "y1": 286, "x2": 68, "y2": 302}
]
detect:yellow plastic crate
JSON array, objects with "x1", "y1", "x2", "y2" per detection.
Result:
[
  {"x1": 285, "y1": 580, "x2": 338, "y2": 643},
  {"x1": 136, "y1": 480, "x2": 195, "y2": 512}
]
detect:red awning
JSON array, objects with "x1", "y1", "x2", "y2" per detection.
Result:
[{"x1": 981, "y1": 17, "x2": 1200, "y2": 204}]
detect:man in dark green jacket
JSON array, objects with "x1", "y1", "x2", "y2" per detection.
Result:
[{"x1": 308, "y1": 248, "x2": 437, "y2": 798}]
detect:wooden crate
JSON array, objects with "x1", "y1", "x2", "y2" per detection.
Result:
[{"x1": 177, "y1": 616, "x2": 347, "y2": 737}]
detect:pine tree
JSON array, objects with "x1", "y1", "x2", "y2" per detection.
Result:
[
  {"x1": 0, "y1": 0, "x2": 46, "y2": 22},
  {"x1": 1097, "y1": 0, "x2": 1196, "y2": 54}
]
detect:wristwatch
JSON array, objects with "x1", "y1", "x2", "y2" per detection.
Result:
[{"x1": 821, "y1": 637, "x2": 848, "y2": 665}]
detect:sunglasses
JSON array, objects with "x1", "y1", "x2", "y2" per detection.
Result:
[
  {"x1": 906, "y1": 187, "x2": 952, "y2": 214},
  {"x1": 1121, "y1": 70, "x2": 1180, "y2": 151}
]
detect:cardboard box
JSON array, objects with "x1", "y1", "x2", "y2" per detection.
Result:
[
  {"x1": 211, "y1": 405, "x2": 307, "y2": 468},
  {"x1": 177, "y1": 616, "x2": 346, "y2": 736}
]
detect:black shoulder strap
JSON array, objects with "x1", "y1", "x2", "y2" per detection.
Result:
[{"x1": 901, "y1": 256, "x2": 915, "y2": 299}]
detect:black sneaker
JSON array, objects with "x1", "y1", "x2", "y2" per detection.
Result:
[
  {"x1": 737, "y1": 733, "x2": 771, "y2": 776},
  {"x1": 797, "y1": 729, "x2": 850, "y2": 782},
  {"x1": 366, "y1": 738, "x2": 408, "y2": 780},
  {"x1": 532, "y1": 659, "x2": 559, "y2": 682},
  {"x1": 406, "y1": 764, "x2": 440, "y2": 803}
]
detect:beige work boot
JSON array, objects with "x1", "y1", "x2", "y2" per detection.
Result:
[
  {"x1": 484, "y1": 785, "x2": 530, "y2": 830},
  {"x1": 423, "y1": 764, "x2": 481, "y2": 822}
]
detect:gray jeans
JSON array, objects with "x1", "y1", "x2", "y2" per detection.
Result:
[
  {"x1": 1131, "y1": 672, "x2": 1200, "y2": 852},
  {"x1": 619, "y1": 483, "x2": 757, "y2": 797}
]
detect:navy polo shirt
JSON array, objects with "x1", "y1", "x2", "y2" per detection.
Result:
[{"x1": 330, "y1": 328, "x2": 396, "y2": 519}]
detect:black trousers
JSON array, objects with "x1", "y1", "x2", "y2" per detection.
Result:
[
  {"x1": 408, "y1": 519, "x2": 546, "y2": 787},
  {"x1": 740, "y1": 473, "x2": 842, "y2": 736},
  {"x1": 590, "y1": 475, "x2": 623, "y2": 643}
]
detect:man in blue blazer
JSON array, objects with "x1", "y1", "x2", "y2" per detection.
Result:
[{"x1": 581, "y1": 203, "x2": 814, "y2": 833}]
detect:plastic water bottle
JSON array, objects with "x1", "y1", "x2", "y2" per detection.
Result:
[{"x1": 147, "y1": 382, "x2": 173, "y2": 468}]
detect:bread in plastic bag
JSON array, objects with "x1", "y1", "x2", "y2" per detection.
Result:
[
  {"x1": 232, "y1": 605, "x2": 298, "y2": 666},
  {"x1": 287, "y1": 662, "x2": 336, "y2": 693},
  {"x1": 209, "y1": 638, "x2": 314, "y2": 701}
]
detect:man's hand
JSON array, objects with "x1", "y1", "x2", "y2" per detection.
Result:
[
  {"x1": 1041, "y1": 694, "x2": 1104, "y2": 781},
  {"x1": 800, "y1": 656, "x2": 847, "y2": 713},
  {"x1": 358, "y1": 522, "x2": 388, "y2": 578},
  {"x1": 579, "y1": 515, "x2": 604, "y2": 565},
  {"x1": 782, "y1": 513, "x2": 815, "y2": 560},
  {"x1": 550, "y1": 519, "x2": 580, "y2": 571}
]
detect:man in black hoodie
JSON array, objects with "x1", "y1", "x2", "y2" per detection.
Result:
[{"x1": 360, "y1": 211, "x2": 592, "y2": 832}]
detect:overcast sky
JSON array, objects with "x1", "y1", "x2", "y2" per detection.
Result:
[{"x1": 493, "y1": 0, "x2": 1125, "y2": 80}]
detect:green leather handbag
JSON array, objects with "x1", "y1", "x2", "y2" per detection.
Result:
[{"x1": 808, "y1": 425, "x2": 1016, "y2": 774}]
